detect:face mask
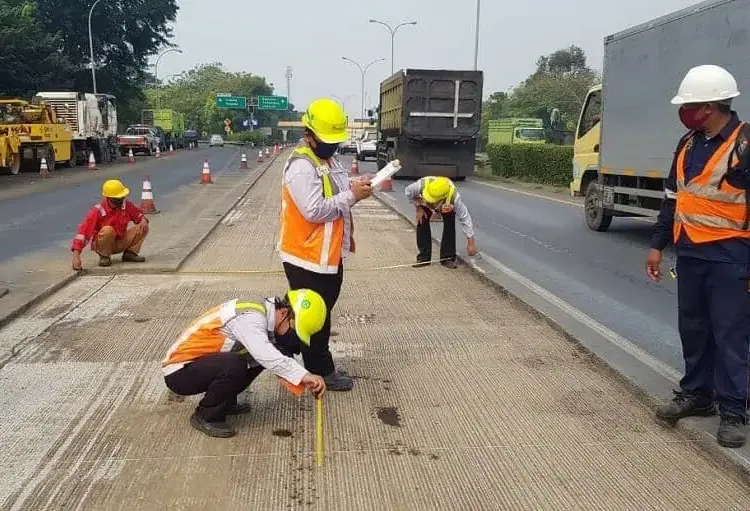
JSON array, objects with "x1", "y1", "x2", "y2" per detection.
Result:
[
  {"x1": 312, "y1": 142, "x2": 338, "y2": 159},
  {"x1": 109, "y1": 198, "x2": 124, "y2": 208},
  {"x1": 678, "y1": 105, "x2": 709, "y2": 131}
]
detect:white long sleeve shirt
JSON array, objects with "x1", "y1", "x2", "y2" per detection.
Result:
[
  {"x1": 221, "y1": 298, "x2": 308, "y2": 385},
  {"x1": 404, "y1": 178, "x2": 476, "y2": 239}
]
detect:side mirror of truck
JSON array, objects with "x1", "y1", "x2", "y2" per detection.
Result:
[{"x1": 367, "y1": 109, "x2": 374, "y2": 117}]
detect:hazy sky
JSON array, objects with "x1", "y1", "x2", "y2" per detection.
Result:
[{"x1": 156, "y1": 0, "x2": 704, "y2": 118}]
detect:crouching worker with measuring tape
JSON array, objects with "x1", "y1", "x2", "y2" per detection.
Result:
[
  {"x1": 162, "y1": 289, "x2": 327, "y2": 438},
  {"x1": 405, "y1": 176, "x2": 478, "y2": 269}
]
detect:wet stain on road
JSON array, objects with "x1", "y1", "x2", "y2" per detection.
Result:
[
  {"x1": 376, "y1": 406, "x2": 401, "y2": 427},
  {"x1": 273, "y1": 429, "x2": 293, "y2": 437}
]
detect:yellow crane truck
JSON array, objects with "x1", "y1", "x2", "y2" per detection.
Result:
[{"x1": 0, "y1": 99, "x2": 74, "y2": 175}]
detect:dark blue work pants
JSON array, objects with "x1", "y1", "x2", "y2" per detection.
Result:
[{"x1": 676, "y1": 256, "x2": 750, "y2": 419}]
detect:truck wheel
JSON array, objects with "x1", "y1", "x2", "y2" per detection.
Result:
[
  {"x1": 46, "y1": 145, "x2": 56, "y2": 172},
  {"x1": 584, "y1": 180, "x2": 612, "y2": 232},
  {"x1": 9, "y1": 153, "x2": 21, "y2": 175},
  {"x1": 67, "y1": 142, "x2": 77, "y2": 168}
]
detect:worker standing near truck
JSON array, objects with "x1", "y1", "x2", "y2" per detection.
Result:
[
  {"x1": 646, "y1": 65, "x2": 749, "y2": 448},
  {"x1": 279, "y1": 98, "x2": 372, "y2": 392},
  {"x1": 405, "y1": 176, "x2": 478, "y2": 268},
  {"x1": 71, "y1": 179, "x2": 149, "y2": 270}
]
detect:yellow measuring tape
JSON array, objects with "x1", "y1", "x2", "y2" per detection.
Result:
[{"x1": 315, "y1": 395, "x2": 324, "y2": 467}]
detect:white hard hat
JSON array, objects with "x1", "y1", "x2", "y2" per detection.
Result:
[{"x1": 671, "y1": 65, "x2": 741, "y2": 105}]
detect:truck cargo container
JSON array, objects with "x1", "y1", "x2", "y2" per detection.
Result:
[{"x1": 375, "y1": 69, "x2": 483, "y2": 180}]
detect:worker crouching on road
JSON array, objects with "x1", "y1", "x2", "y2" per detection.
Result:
[
  {"x1": 162, "y1": 290, "x2": 328, "y2": 438},
  {"x1": 405, "y1": 176, "x2": 478, "y2": 268},
  {"x1": 278, "y1": 98, "x2": 372, "y2": 392},
  {"x1": 70, "y1": 179, "x2": 148, "y2": 271},
  {"x1": 647, "y1": 65, "x2": 749, "y2": 448}
]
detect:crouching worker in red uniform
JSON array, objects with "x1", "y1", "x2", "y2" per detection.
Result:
[
  {"x1": 162, "y1": 289, "x2": 328, "y2": 438},
  {"x1": 70, "y1": 179, "x2": 149, "y2": 270}
]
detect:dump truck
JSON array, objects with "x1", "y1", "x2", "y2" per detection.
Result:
[
  {"x1": 142, "y1": 109, "x2": 185, "y2": 150},
  {"x1": 488, "y1": 118, "x2": 546, "y2": 145},
  {"x1": 34, "y1": 91, "x2": 119, "y2": 165},
  {"x1": 572, "y1": 0, "x2": 750, "y2": 231},
  {"x1": 0, "y1": 99, "x2": 74, "y2": 174},
  {"x1": 375, "y1": 69, "x2": 483, "y2": 181}
]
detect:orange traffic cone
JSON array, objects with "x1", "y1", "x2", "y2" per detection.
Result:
[
  {"x1": 200, "y1": 160, "x2": 213, "y2": 184},
  {"x1": 257, "y1": 150, "x2": 264, "y2": 163},
  {"x1": 39, "y1": 157, "x2": 50, "y2": 178},
  {"x1": 273, "y1": 144, "x2": 278, "y2": 155},
  {"x1": 350, "y1": 160, "x2": 359, "y2": 176},
  {"x1": 239, "y1": 153, "x2": 248, "y2": 169},
  {"x1": 380, "y1": 175, "x2": 393, "y2": 192},
  {"x1": 128, "y1": 148, "x2": 135, "y2": 164},
  {"x1": 88, "y1": 151, "x2": 97, "y2": 170},
  {"x1": 169, "y1": 144, "x2": 174, "y2": 153},
  {"x1": 155, "y1": 146, "x2": 161, "y2": 159},
  {"x1": 140, "y1": 175, "x2": 160, "y2": 214},
  {"x1": 265, "y1": 147, "x2": 270, "y2": 156}
]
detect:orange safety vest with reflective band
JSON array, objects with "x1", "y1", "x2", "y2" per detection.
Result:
[
  {"x1": 161, "y1": 300, "x2": 265, "y2": 373},
  {"x1": 278, "y1": 145, "x2": 344, "y2": 274},
  {"x1": 673, "y1": 122, "x2": 750, "y2": 244},
  {"x1": 420, "y1": 177, "x2": 456, "y2": 212}
]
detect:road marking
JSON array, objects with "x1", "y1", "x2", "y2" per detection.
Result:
[{"x1": 476, "y1": 251, "x2": 682, "y2": 383}]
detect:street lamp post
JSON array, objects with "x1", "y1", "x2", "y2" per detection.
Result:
[
  {"x1": 342, "y1": 57, "x2": 386, "y2": 121},
  {"x1": 473, "y1": 0, "x2": 481, "y2": 70},
  {"x1": 368, "y1": 19, "x2": 417, "y2": 75},
  {"x1": 154, "y1": 48, "x2": 183, "y2": 111},
  {"x1": 88, "y1": 0, "x2": 104, "y2": 93},
  {"x1": 332, "y1": 94, "x2": 356, "y2": 115}
]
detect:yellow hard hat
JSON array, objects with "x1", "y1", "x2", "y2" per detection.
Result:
[
  {"x1": 421, "y1": 177, "x2": 453, "y2": 204},
  {"x1": 287, "y1": 289, "x2": 327, "y2": 346},
  {"x1": 102, "y1": 179, "x2": 129, "y2": 199},
  {"x1": 301, "y1": 98, "x2": 349, "y2": 144}
]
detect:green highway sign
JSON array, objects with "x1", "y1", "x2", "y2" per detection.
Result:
[
  {"x1": 215, "y1": 95, "x2": 247, "y2": 110},
  {"x1": 257, "y1": 95, "x2": 288, "y2": 110}
]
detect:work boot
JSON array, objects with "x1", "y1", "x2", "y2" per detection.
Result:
[
  {"x1": 413, "y1": 259, "x2": 431, "y2": 268},
  {"x1": 122, "y1": 251, "x2": 146, "y2": 263},
  {"x1": 440, "y1": 259, "x2": 458, "y2": 269},
  {"x1": 98, "y1": 255, "x2": 111, "y2": 267},
  {"x1": 717, "y1": 414, "x2": 747, "y2": 448},
  {"x1": 225, "y1": 403, "x2": 252, "y2": 416},
  {"x1": 324, "y1": 372, "x2": 354, "y2": 391},
  {"x1": 655, "y1": 390, "x2": 716, "y2": 425},
  {"x1": 190, "y1": 413, "x2": 235, "y2": 438}
]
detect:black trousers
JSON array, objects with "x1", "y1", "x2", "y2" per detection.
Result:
[
  {"x1": 165, "y1": 352, "x2": 264, "y2": 422},
  {"x1": 416, "y1": 206, "x2": 457, "y2": 262},
  {"x1": 283, "y1": 261, "x2": 343, "y2": 376}
]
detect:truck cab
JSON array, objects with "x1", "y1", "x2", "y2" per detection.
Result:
[
  {"x1": 488, "y1": 118, "x2": 546, "y2": 145},
  {"x1": 356, "y1": 129, "x2": 378, "y2": 161},
  {"x1": 571, "y1": 85, "x2": 602, "y2": 197}
]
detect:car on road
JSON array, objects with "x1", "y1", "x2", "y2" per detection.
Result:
[
  {"x1": 356, "y1": 130, "x2": 378, "y2": 161},
  {"x1": 209, "y1": 134, "x2": 224, "y2": 147},
  {"x1": 339, "y1": 136, "x2": 358, "y2": 155}
]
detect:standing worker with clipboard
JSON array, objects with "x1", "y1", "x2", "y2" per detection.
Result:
[{"x1": 278, "y1": 98, "x2": 372, "y2": 392}]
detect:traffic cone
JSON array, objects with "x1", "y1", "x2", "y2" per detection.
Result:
[
  {"x1": 274, "y1": 144, "x2": 278, "y2": 155},
  {"x1": 350, "y1": 159, "x2": 359, "y2": 176},
  {"x1": 239, "y1": 153, "x2": 248, "y2": 168},
  {"x1": 140, "y1": 175, "x2": 160, "y2": 214},
  {"x1": 200, "y1": 160, "x2": 213, "y2": 184},
  {"x1": 380, "y1": 175, "x2": 393, "y2": 192},
  {"x1": 39, "y1": 157, "x2": 50, "y2": 178},
  {"x1": 128, "y1": 148, "x2": 135, "y2": 164},
  {"x1": 257, "y1": 150, "x2": 264, "y2": 163},
  {"x1": 155, "y1": 146, "x2": 161, "y2": 159},
  {"x1": 265, "y1": 147, "x2": 270, "y2": 156},
  {"x1": 88, "y1": 151, "x2": 97, "y2": 171},
  {"x1": 169, "y1": 144, "x2": 174, "y2": 153}
]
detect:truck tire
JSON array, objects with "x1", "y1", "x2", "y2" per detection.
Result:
[
  {"x1": 584, "y1": 180, "x2": 612, "y2": 232},
  {"x1": 67, "y1": 142, "x2": 77, "y2": 168},
  {"x1": 46, "y1": 144, "x2": 56, "y2": 173},
  {"x1": 8, "y1": 153, "x2": 21, "y2": 175}
]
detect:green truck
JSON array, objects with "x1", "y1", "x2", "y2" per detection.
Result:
[
  {"x1": 141, "y1": 109, "x2": 186, "y2": 149},
  {"x1": 488, "y1": 118, "x2": 546, "y2": 145}
]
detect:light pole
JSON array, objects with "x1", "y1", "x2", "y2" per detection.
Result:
[
  {"x1": 88, "y1": 0, "x2": 104, "y2": 93},
  {"x1": 342, "y1": 56, "x2": 385, "y2": 121},
  {"x1": 154, "y1": 48, "x2": 183, "y2": 111},
  {"x1": 368, "y1": 19, "x2": 417, "y2": 75},
  {"x1": 473, "y1": 0, "x2": 480, "y2": 70},
  {"x1": 332, "y1": 94, "x2": 356, "y2": 115}
]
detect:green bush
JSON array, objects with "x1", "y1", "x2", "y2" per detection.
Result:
[{"x1": 486, "y1": 143, "x2": 573, "y2": 187}]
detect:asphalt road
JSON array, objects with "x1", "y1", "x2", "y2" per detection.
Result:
[
  {"x1": 353, "y1": 158, "x2": 684, "y2": 374},
  {"x1": 0, "y1": 146, "x2": 249, "y2": 263}
]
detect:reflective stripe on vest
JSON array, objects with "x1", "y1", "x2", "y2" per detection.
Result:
[
  {"x1": 420, "y1": 177, "x2": 456, "y2": 207},
  {"x1": 673, "y1": 122, "x2": 750, "y2": 243},
  {"x1": 278, "y1": 145, "x2": 344, "y2": 274},
  {"x1": 162, "y1": 299, "x2": 265, "y2": 369}
]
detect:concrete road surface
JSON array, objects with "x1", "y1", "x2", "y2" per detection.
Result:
[
  {"x1": 0, "y1": 147, "x2": 249, "y2": 264},
  {"x1": 353, "y1": 159, "x2": 684, "y2": 376}
]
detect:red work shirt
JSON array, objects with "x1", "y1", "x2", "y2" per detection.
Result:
[{"x1": 71, "y1": 199, "x2": 144, "y2": 252}]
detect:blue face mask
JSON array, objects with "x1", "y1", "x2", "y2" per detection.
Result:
[{"x1": 312, "y1": 142, "x2": 338, "y2": 159}]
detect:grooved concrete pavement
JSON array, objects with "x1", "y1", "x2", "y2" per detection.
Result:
[{"x1": 0, "y1": 157, "x2": 748, "y2": 509}]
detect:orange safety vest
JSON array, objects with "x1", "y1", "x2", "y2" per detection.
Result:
[
  {"x1": 161, "y1": 300, "x2": 265, "y2": 374},
  {"x1": 420, "y1": 176, "x2": 456, "y2": 213},
  {"x1": 674, "y1": 122, "x2": 750, "y2": 244},
  {"x1": 278, "y1": 145, "x2": 344, "y2": 274}
]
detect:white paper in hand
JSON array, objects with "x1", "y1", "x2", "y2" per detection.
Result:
[{"x1": 369, "y1": 159, "x2": 401, "y2": 187}]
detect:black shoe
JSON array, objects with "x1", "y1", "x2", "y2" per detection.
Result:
[
  {"x1": 324, "y1": 372, "x2": 354, "y2": 391},
  {"x1": 190, "y1": 413, "x2": 236, "y2": 438},
  {"x1": 440, "y1": 259, "x2": 458, "y2": 269},
  {"x1": 413, "y1": 259, "x2": 431, "y2": 268},
  {"x1": 717, "y1": 414, "x2": 747, "y2": 448},
  {"x1": 226, "y1": 403, "x2": 252, "y2": 416},
  {"x1": 655, "y1": 390, "x2": 716, "y2": 425}
]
